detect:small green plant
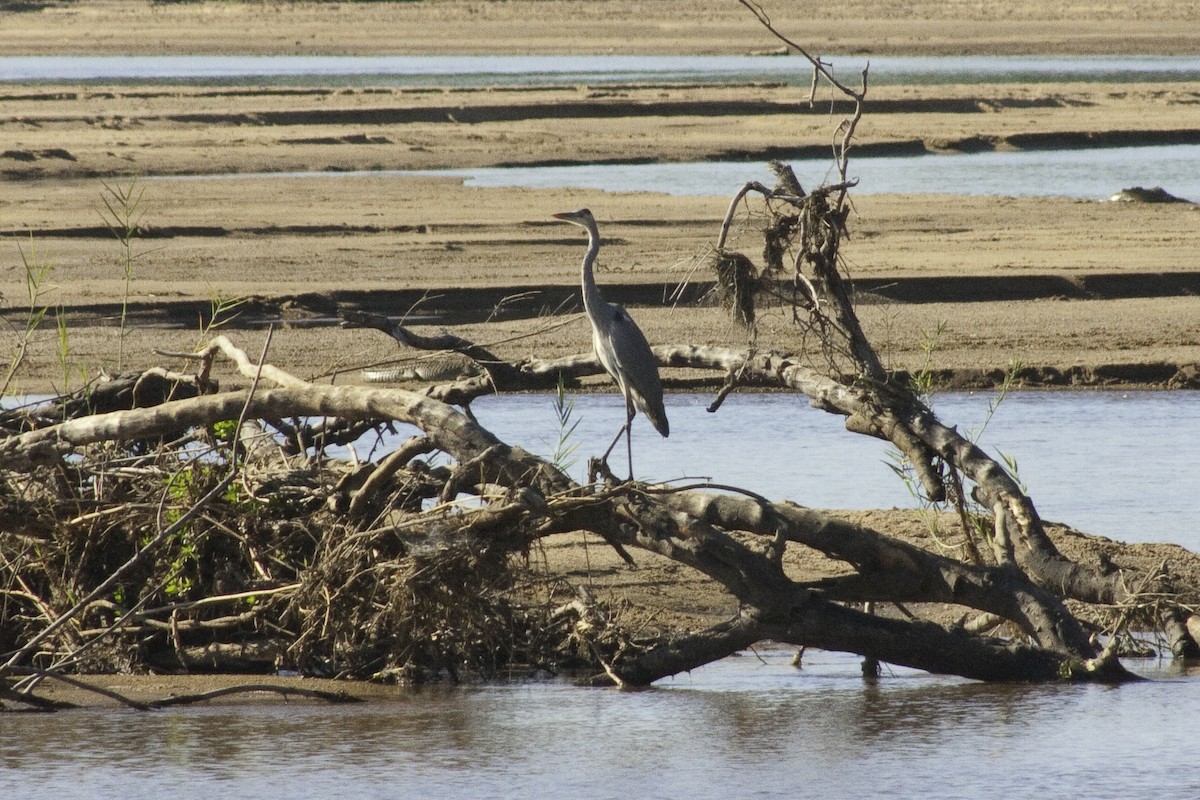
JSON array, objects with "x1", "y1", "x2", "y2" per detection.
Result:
[
  {"x1": 154, "y1": 471, "x2": 201, "y2": 599},
  {"x1": 909, "y1": 319, "x2": 949, "y2": 401},
  {"x1": 966, "y1": 359, "x2": 1030, "y2": 494},
  {"x1": 1, "y1": 234, "x2": 56, "y2": 396},
  {"x1": 548, "y1": 375, "x2": 581, "y2": 472},
  {"x1": 883, "y1": 446, "x2": 951, "y2": 541},
  {"x1": 51, "y1": 305, "x2": 88, "y2": 396},
  {"x1": 200, "y1": 288, "x2": 250, "y2": 340},
  {"x1": 211, "y1": 419, "x2": 239, "y2": 442},
  {"x1": 968, "y1": 358, "x2": 1022, "y2": 444},
  {"x1": 887, "y1": 356, "x2": 1028, "y2": 563},
  {"x1": 999, "y1": 449, "x2": 1028, "y2": 495},
  {"x1": 98, "y1": 179, "x2": 147, "y2": 370},
  {"x1": 161, "y1": 557, "x2": 197, "y2": 600}
]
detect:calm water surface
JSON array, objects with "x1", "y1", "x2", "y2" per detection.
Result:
[
  {"x1": 2, "y1": 649, "x2": 1199, "y2": 799},
  {"x1": 3, "y1": 391, "x2": 1199, "y2": 797},
  {"x1": 16, "y1": 52, "x2": 1193, "y2": 199},
  {"x1": 417, "y1": 144, "x2": 1200, "y2": 199},
  {"x1": 3, "y1": 54, "x2": 1199, "y2": 87},
  {"x1": 470, "y1": 390, "x2": 1200, "y2": 547},
  {"x1": 163, "y1": 145, "x2": 1200, "y2": 200}
]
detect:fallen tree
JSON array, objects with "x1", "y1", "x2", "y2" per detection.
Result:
[{"x1": 1, "y1": 309, "x2": 1198, "y2": 706}]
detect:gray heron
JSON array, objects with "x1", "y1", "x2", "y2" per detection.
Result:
[{"x1": 552, "y1": 208, "x2": 669, "y2": 478}]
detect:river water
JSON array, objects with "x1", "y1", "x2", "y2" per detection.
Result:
[
  {"x1": 469, "y1": 390, "x2": 1200, "y2": 547},
  {"x1": 3, "y1": 648, "x2": 1200, "y2": 799},
  {"x1": 2, "y1": 394, "x2": 1199, "y2": 797},
  {"x1": 4, "y1": 54, "x2": 1200, "y2": 87},
  {"x1": 168, "y1": 142, "x2": 1200, "y2": 201},
  {"x1": 416, "y1": 144, "x2": 1200, "y2": 199},
  {"x1": 10, "y1": 52, "x2": 1197, "y2": 199}
]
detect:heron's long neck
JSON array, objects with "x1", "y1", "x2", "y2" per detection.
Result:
[{"x1": 580, "y1": 226, "x2": 604, "y2": 317}]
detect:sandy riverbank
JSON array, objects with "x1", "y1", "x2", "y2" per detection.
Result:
[
  {"x1": 1, "y1": 75, "x2": 1197, "y2": 394},
  {"x1": 2, "y1": 3, "x2": 1198, "y2": 395},
  {"x1": 2, "y1": 177, "x2": 1199, "y2": 396},
  {"x1": 3, "y1": 0, "x2": 1199, "y2": 57}
]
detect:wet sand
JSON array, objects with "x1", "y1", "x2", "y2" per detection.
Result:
[
  {"x1": 1, "y1": 78, "x2": 1197, "y2": 393},
  {"x1": 4, "y1": 0, "x2": 1199, "y2": 57}
]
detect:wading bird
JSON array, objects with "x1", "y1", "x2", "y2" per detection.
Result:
[{"x1": 552, "y1": 208, "x2": 669, "y2": 478}]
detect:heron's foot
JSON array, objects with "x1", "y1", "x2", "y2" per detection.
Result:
[{"x1": 587, "y1": 456, "x2": 622, "y2": 486}]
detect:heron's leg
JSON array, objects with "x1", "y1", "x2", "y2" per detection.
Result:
[
  {"x1": 625, "y1": 423, "x2": 633, "y2": 481},
  {"x1": 600, "y1": 422, "x2": 628, "y2": 464},
  {"x1": 599, "y1": 396, "x2": 637, "y2": 480},
  {"x1": 623, "y1": 394, "x2": 636, "y2": 480}
]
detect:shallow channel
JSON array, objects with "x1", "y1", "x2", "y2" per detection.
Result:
[
  {"x1": 3, "y1": 54, "x2": 1200, "y2": 87},
  {"x1": 415, "y1": 143, "x2": 1200, "y2": 199},
  {"x1": 159, "y1": 145, "x2": 1200, "y2": 200},
  {"x1": 15, "y1": 52, "x2": 1193, "y2": 199}
]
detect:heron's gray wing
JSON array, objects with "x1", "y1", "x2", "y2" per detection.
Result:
[{"x1": 597, "y1": 302, "x2": 669, "y2": 437}]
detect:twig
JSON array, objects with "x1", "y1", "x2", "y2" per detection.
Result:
[
  {"x1": 1, "y1": 681, "x2": 74, "y2": 712},
  {"x1": 148, "y1": 683, "x2": 364, "y2": 708},
  {"x1": 440, "y1": 444, "x2": 503, "y2": 502},
  {"x1": 717, "y1": 181, "x2": 774, "y2": 251},
  {"x1": 135, "y1": 584, "x2": 300, "y2": 618},
  {"x1": 231, "y1": 325, "x2": 276, "y2": 472},
  {"x1": 1, "y1": 472, "x2": 235, "y2": 670},
  {"x1": 562, "y1": 588, "x2": 630, "y2": 689},
  {"x1": 737, "y1": 0, "x2": 865, "y2": 102},
  {"x1": 4, "y1": 666, "x2": 150, "y2": 711},
  {"x1": 168, "y1": 333, "x2": 307, "y2": 390},
  {"x1": 348, "y1": 435, "x2": 436, "y2": 520},
  {"x1": 707, "y1": 354, "x2": 757, "y2": 413},
  {"x1": 1086, "y1": 562, "x2": 1169, "y2": 671}
]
